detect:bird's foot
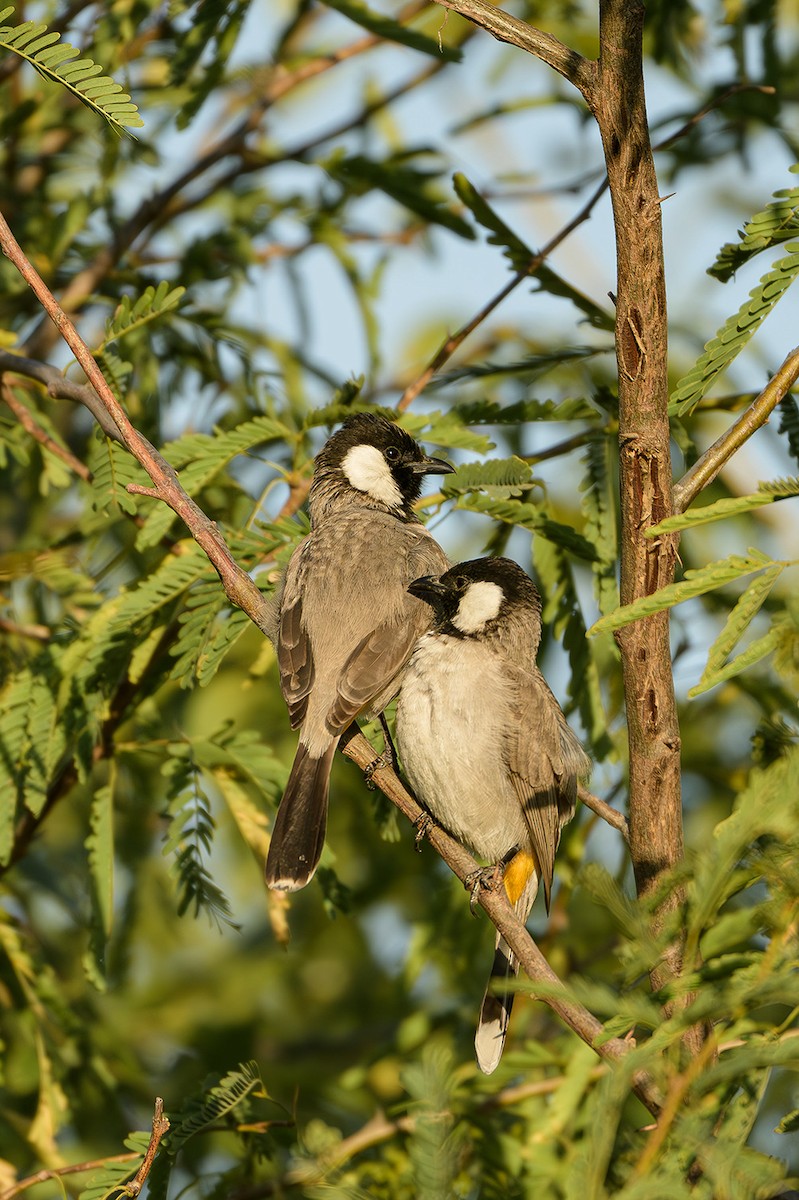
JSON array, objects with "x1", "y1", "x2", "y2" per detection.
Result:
[
  {"x1": 465, "y1": 862, "x2": 505, "y2": 916},
  {"x1": 414, "y1": 812, "x2": 435, "y2": 851},
  {"x1": 363, "y1": 751, "x2": 392, "y2": 790}
]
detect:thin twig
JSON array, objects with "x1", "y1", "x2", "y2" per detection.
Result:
[
  {"x1": 396, "y1": 177, "x2": 609, "y2": 411},
  {"x1": 1, "y1": 378, "x2": 91, "y2": 480},
  {"x1": 0, "y1": 617, "x2": 51, "y2": 642},
  {"x1": 0, "y1": 1154, "x2": 140, "y2": 1200},
  {"x1": 673, "y1": 345, "x2": 799, "y2": 513},
  {"x1": 579, "y1": 784, "x2": 629, "y2": 842},
  {"x1": 654, "y1": 83, "x2": 776, "y2": 152},
  {"x1": 0, "y1": 348, "x2": 124, "y2": 440},
  {"x1": 127, "y1": 1097, "x2": 170, "y2": 1197}
]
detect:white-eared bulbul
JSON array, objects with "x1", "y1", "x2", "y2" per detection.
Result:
[
  {"x1": 396, "y1": 556, "x2": 590, "y2": 1073},
  {"x1": 266, "y1": 412, "x2": 453, "y2": 892}
]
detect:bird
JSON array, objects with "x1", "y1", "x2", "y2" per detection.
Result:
[
  {"x1": 265, "y1": 412, "x2": 453, "y2": 892},
  {"x1": 395, "y1": 556, "x2": 590, "y2": 1073}
]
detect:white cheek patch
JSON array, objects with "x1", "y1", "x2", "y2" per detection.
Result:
[
  {"x1": 341, "y1": 444, "x2": 403, "y2": 508},
  {"x1": 452, "y1": 581, "x2": 504, "y2": 634}
]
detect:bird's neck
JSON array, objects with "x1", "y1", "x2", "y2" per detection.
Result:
[{"x1": 309, "y1": 471, "x2": 418, "y2": 525}]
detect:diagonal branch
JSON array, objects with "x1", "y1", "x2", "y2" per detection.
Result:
[
  {"x1": 397, "y1": 177, "x2": 608, "y2": 411},
  {"x1": 673, "y1": 345, "x2": 799, "y2": 513},
  {"x1": 0, "y1": 210, "x2": 272, "y2": 636},
  {"x1": 431, "y1": 0, "x2": 596, "y2": 98},
  {"x1": 339, "y1": 727, "x2": 661, "y2": 1116},
  {"x1": 1, "y1": 378, "x2": 91, "y2": 480}
]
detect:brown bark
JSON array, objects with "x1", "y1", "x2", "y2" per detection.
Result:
[{"x1": 591, "y1": 2, "x2": 683, "y2": 931}]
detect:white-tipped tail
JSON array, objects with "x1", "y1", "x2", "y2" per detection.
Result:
[{"x1": 266, "y1": 741, "x2": 337, "y2": 891}]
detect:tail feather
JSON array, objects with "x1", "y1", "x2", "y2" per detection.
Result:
[
  {"x1": 475, "y1": 863, "x2": 539, "y2": 1074},
  {"x1": 266, "y1": 741, "x2": 337, "y2": 891},
  {"x1": 475, "y1": 935, "x2": 516, "y2": 1075}
]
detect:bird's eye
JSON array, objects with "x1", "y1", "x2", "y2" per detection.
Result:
[
  {"x1": 453, "y1": 576, "x2": 468, "y2": 590},
  {"x1": 384, "y1": 446, "x2": 401, "y2": 463}
]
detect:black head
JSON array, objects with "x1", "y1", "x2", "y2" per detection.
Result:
[
  {"x1": 408, "y1": 557, "x2": 541, "y2": 639},
  {"x1": 314, "y1": 413, "x2": 453, "y2": 513}
]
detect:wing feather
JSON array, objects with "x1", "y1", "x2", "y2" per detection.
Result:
[
  {"x1": 328, "y1": 529, "x2": 449, "y2": 732},
  {"x1": 277, "y1": 544, "x2": 315, "y2": 729},
  {"x1": 504, "y1": 666, "x2": 590, "y2": 907}
]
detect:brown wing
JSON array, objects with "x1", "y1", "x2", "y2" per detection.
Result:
[
  {"x1": 327, "y1": 618, "x2": 418, "y2": 732},
  {"x1": 327, "y1": 527, "x2": 449, "y2": 733},
  {"x1": 504, "y1": 666, "x2": 590, "y2": 908},
  {"x1": 277, "y1": 544, "x2": 314, "y2": 729}
]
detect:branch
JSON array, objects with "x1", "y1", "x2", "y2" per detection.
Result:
[
  {"x1": 592, "y1": 0, "x2": 683, "y2": 946},
  {"x1": 339, "y1": 728, "x2": 662, "y2": 1116},
  {"x1": 578, "y1": 784, "x2": 629, "y2": 842},
  {"x1": 0, "y1": 1155, "x2": 140, "y2": 1200},
  {"x1": 0, "y1": 617, "x2": 51, "y2": 642},
  {"x1": 0, "y1": 210, "x2": 272, "y2": 636},
  {"x1": 127, "y1": 1097, "x2": 170, "y2": 1197},
  {"x1": 1, "y1": 377, "x2": 91, "y2": 480},
  {"x1": 0, "y1": 348, "x2": 124, "y2": 440},
  {"x1": 397, "y1": 176, "x2": 608, "y2": 411},
  {"x1": 430, "y1": 0, "x2": 596, "y2": 98},
  {"x1": 0, "y1": 1097, "x2": 170, "y2": 1200},
  {"x1": 673, "y1": 345, "x2": 799, "y2": 513}
]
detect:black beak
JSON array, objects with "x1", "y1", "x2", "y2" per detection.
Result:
[
  {"x1": 407, "y1": 454, "x2": 455, "y2": 476},
  {"x1": 408, "y1": 575, "x2": 451, "y2": 603}
]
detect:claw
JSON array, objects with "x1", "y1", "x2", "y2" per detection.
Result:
[
  {"x1": 464, "y1": 862, "x2": 505, "y2": 915},
  {"x1": 414, "y1": 812, "x2": 434, "y2": 850},
  {"x1": 363, "y1": 752, "x2": 390, "y2": 790}
]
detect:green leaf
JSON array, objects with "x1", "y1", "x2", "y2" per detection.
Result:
[
  {"x1": 77, "y1": 1130, "x2": 150, "y2": 1200},
  {"x1": 86, "y1": 429, "x2": 147, "y2": 516},
  {"x1": 166, "y1": 1061, "x2": 264, "y2": 1152},
  {"x1": 169, "y1": 582, "x2": 254, "y2": 689},
  {"x1": 709, "y1": 166, "x2": 799, "y2": 281},
  {"x1": 694, "y1": 564, "x2": 782, "y2": 691},
  {"x1": 434, "y1": 344, "x2": 610, "y2": 386},
  {"x1": 441, "y1": 456, "x2": 534, "y2": 499},
  {"x1": 0, "y1": 668, "x2": 32, "y2": 863},
  {"x1": 533, "y1": 538, "x2": 612, "y2": 757},
  {"x1": 324, "y1": 151, "x2": 475, "y2": 240},
  {"x1": 170, "y1": 0, "x2": 249, "y2": 128},
  {"x1": 588, "y1": 550, "x2": 775, "y2": 635},
  {"x1": 96, "y1": 281, "x2": 186, "y2": 354},
  {"x1": 670, "y1": 244, "x2": 799, "y2": 416},
  {"x1": 88, "y1": 776, "x2": 114, "y2": 939},
  {"x1": 324, "y1": 0, "x2": 461, "y2": 61},
  {"x1": 0, "y1": 8, "x2": 143, "y2": 131},
  {"x1": 134, "y1": 416, "x2": 290, "y2": 549},
  {"x1": 688, "y1": 628, "x2": 779, "y2": 698},
  {"x1": 83, "y1": 772, "x2": 115, "y2": 990},
  {"x1": 162, "y1": 752, "x2": 240, "y2": 930},
  {"x1": 451, "y1": 395, "x2": 600, "y2": 425},
  {"x1": 647, "y1": 477, "x2": 799, "y2": 533},
  {"x1": 775, "y1": 1108, "x2": 799, "y2": 1134},
  {"x1": 401, "y1": 410, "x2": 495, "y2": 454},
  {"x1": 455, "y1": 493, "x2": 599, "y2": 560},
  {"x1": 579, "y1": 436, "x2": 618, "y2": 615}
]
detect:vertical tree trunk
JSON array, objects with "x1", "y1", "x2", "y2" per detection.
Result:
[{"x1": 592, "y1": 1, "x2": 684, "y2": 960}]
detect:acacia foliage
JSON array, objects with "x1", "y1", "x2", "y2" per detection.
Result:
[{"x1": 0, "y1": 2, "x2": 798, "y2": 1197}]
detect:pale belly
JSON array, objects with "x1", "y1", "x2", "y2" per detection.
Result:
[{"x1": 396, "y1": 635, "x2": 530, "y2": 863}]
